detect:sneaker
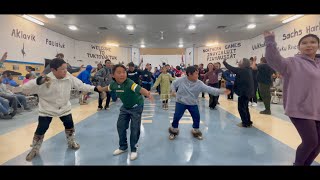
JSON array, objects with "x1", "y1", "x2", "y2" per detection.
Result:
[
  {"x1": 9, "y1": 110, "x2": 16, "y2": 117},
  {"x1": 260, "y1": 110, "x2": 271, "y2": 115},
  {"x1": 1, "y1": 114, "x2": 12, "y2": 119},
  {"x1": 251, "y1": 102, "x2": 257, "y2": 107},
  {"x1": 113, "y1": 149, "x2": 127, "y2": 156},
  {"x1": 97, "y1": 107, "x2": 103, "y2": 111},
  {"x1": 237, "y1": 122, "x2": 252, "y2": 128},
  {"x1": 104, "y1": 105, "x2": 110, "y2": 110},
  {"x1": 130, "y1": 152, "x2": 138, "y2": 161},
  {"x1": 248, "y1": 102, "x2": 252, "y2": 106}
]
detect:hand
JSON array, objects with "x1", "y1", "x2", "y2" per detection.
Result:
[
  {"x1": 97, "y1": 85, "x2": 104, "y2": 92},
  {"x1": 224, "y1": 89, "x2": 231, "y2": 95},
  {"x1": 171, "y1": 92, "x2": 176, "y2": 97},
  {"x1": 148, "y1": 94, "x2": 154, "y2": 103},
  {"x1": 231, "y1": 81, "x2": 234, "y2": 84},
  {"x1": 80, "y1": 64, "x2": 84, "y2": 68},
  {"x1": 263, "y1": 31, "x2": 274, "y2": 38},
  {"x1": 43, "y1": 76, "x2": 51, "y2": 88}
]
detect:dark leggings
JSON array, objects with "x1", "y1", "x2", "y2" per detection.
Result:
[
  {"x1": 290, "y1": 117, "x2": 320, "y2": 166},
  {"x1": 35, "y1": 114, "x2": 74, "y2": 135},
  {"x1": 162, "y1": 100, "x2": 168, "y2": 103}
]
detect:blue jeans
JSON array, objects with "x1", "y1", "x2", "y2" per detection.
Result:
[
  {"x1": 172, "y1": 102, "x2": 200, "y2": 129},
  {"x1": 117, "y1": 104, "x2": 143, "y2": 152},
  {"x1": 0, "y1": 96, "x2": 10, "y2": 114}
]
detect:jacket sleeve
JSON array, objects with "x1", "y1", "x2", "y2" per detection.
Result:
[
  {"x1": 265, "y1": 35, "x2": 290, "y2": 75},
  {"x1": 71, "y1": 75, "x2": 95, "y2": 92},
  {"x1": 22, "y1": 79, "x2": 40, "y2": 95},
  {"x1": 223, "y1": 61, "x2": 240, "y2": 74},
  {"x1": 200, "y1": 81, "x2": 224, "y2": 96}
]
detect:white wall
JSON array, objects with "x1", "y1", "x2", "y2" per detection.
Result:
[
  {"x1": 197, "y1": 15, "x2": 320, "y2": 67},
  {"x1": 131, "y1": 47, "x2": 140, "y2": 65},
  {"x1": 248, "y1": 15, "x2": 320, "y2": 60},
  {"x1": 74, "y1": 41, "x2": 129, "y2": 67},
  {"x1": 185, "y1": 47, "x2": 194, "y2": 65},
  {"x1": 140, "y1": 55, "x2": 185, "y2": 70},
  {"x1": 0, "y1": 15, "x2": 130, "y2": 67}
]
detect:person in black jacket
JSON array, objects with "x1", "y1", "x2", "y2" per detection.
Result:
[{"x1": 223, "y1": 58, "x2": 254, "y2": 128}]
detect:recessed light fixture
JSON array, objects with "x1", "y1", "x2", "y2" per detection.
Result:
[
  {"x1": 45, "y1": 14, "x2": 56, "y2": 19},
  {"x1": 195, "y1": 14, "x2": 204, "y2": 17},
  {"x1": 22, "y1": 15, "x2": 44, "y2": 26},
  {"x1": 188, "y1": 24, "x2": 196, "y2": 30},
  {"x1": 247, "y1": 23, "x2": 256, "y2": 29},
  {"x1": 282, "y1": 15, "x2": 304, "y2": 24},
  {"x1": 117, "y1": 15, "x2": 126, "y2": 18},
  {"x1": 126, "y1": 25, "x2": 134, "y2": 31},
  {"x1": 68, "y1": 25, "x2": 78, "y2": 30},
  {"x1": 178, "y1": 44, "x2": 183, "y2": 48},
  {"x1": 140, "y1": 44, "x2": 146, "y2": 48}
]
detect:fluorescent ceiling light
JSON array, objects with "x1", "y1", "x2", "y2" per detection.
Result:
[
  {"x1": 195, "y1": 14, "x2": 204, "y2": 17},
  {"x1": 178, "y1": 44, "x2": 183, "y2": 48},
  {"x1": 126, "y1": 25, "x2": 134, "y2": 31},
  {"x1": 282, "y1": 15, "x2": 304, "y2": 24},
  {"x1": 247, "y1": 24, "x2": 256, "y2": 29},
  {"x1": 22, "y1": 15, "x2": 44, "y2": 26},
  {"x1": 45, "y1": 14, "x2": 56, "y2": 19},
  {"x1": 269, "y1": 14, "x2": 278, "y2": 16},
  {"x1": 68, "y1": 25, "x2": 78, "y2": 30},
  {"x1": 140, "y1": 44, "x2": 146, "y2": 48},
  {"x1": 117, "y1": 15, "x2": 126, "y2": 18},
  {"x1": 188, "y1": 24, "x2": 196, "y2": 30}
]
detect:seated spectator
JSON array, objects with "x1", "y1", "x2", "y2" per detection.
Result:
[
  {"x1": 0, "y1": 75, "x2": 30, "y2": 111},
  {"x1": 7, "y1": 74, "x2": 20, "y2": 87},
  {"x1": 23, "y1": 74, "x2": 31, "y2": 84},
  {"x1": 0, "y1": 96, "x2": 15, "y2": 119}
]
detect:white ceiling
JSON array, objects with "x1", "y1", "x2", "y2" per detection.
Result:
[{"x1": 28, "y1": 14, "x2": 294, "y2": 48}]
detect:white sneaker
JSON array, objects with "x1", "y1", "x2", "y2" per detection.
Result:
[
  {"x1": 130, "y1": 152, "x2": 138, "y2": 161},
  {"x1": 252, "y1": 102, "x2": 257, "y2": 107},
  {"x1": 248, "y1": 102, "x2": 252, "y2": 106},
  {"x1": 113, "y1": 149, "x2": 127, "y2": 156}
]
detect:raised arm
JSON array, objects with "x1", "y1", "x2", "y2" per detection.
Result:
[
  {"x1": 223, "y1": 60, "x2": 240, "y2": 74},
  {"x1": 264, "y1": 31, "x2": 289, "y2": 75}
]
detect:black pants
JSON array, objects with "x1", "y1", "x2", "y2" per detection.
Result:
[
  {"x1": 226, "y1": 85, "x2": 234, "y2": 99},
  {"x1": 238, "y1": 96, "x2": 252, "y2": 126},
  {"x1": 250, "y1": 81, "x2": 258, "y2": 103},
  {"x1": 208, "y1": 83, "x2": 219, "y2": 108},
  {"x1": 98, "y1": 91, "x2": 111, "y2": 108},
  {"x1": 217, "y1": 80, "x2": 222, "y2": 102},
  {"x1": 35, "y1": 114, "x2": 74, "y2": 135},
  {"x1": 142, "y1": 83, "x2": 151, "y2": 91}
]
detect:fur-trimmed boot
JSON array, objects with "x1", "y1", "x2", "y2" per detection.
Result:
[
  {"x1": 191, "y1": 128, "x2": 203, "y2": 140},
  {"x1": 79, "y1": 92, "x2": 88, "y2": 105},
  {"x1": 168, "y1": 127, "x2": 179, "y2": 140},
  {"x1": 65, "y1": 128, "x2": 80, "y2": 149},
  {"x1": 26, "y1": 134, "x2": 44, "y2": 161}
]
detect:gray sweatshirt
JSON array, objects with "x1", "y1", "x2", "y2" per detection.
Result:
[{"x1": 171, "y1": 76, "x2": 224, "y2": 105}]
